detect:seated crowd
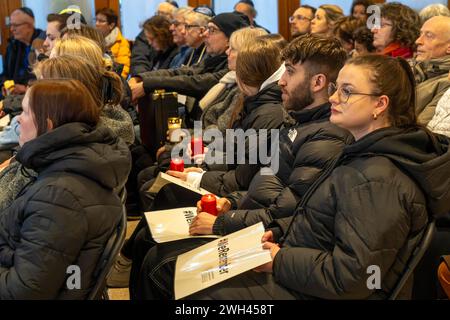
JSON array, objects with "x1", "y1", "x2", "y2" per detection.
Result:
[{"x1": 0, "y1": 0, "x2": 450, "y2": 300}]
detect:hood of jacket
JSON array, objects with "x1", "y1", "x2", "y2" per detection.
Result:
[
  {"x1": 16, "y1": 122, "x2": 131, "y2": 191},
  {"x1": 344, "y1": 127, "x2": 450, "y2": 217},
  {"x1": 243, "y1": 82, "x2": 282, "y2": 115}
]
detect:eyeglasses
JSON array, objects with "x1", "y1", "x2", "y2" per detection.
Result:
[
  {"x1": 170, "y1": 20, "x2": 186, "y2": 28},
  {"x1": 328, "y1": 83, "x2": 380, "y2": 104},
  {"x1": 289, "y1": 15, "x2": 312, "y2": 23},
  {"x1": 9, "y1": 22, "x2": 28, "y2": 29},
  {"x1": 185, "y1": 24, "x2": 203, "y2": 30},
  {"x1": 206, "y1": 26, "x2": 221, "y2": 34},
  {"x1": 95, "y1": 19, "x2": 108, "y2": 24}
]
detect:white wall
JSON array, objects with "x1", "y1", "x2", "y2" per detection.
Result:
[
  {"x1": 300, "y1": 0, "x2": 354, "y2": 16},
  {"x1": 213, "y1": 0, "x2": 279, "y2": 33},
  {"x1": 23, "y1": 0, "x2": 96, "y2": 31},
  {"x1": 120, "y1": 0, "x2": 188, "y2": 40}
]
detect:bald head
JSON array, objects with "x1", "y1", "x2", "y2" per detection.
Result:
[
  {"x1": 10, "y1": 9, "x2": 35, "y2": 45},
  {"x1": 416, "y1": 15, "x2": 450, "y2": 62},
  {"x1": 235, "y1": 3, "x2": 256, "y2": 24}
]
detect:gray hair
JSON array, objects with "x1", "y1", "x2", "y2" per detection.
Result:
[
  {"x1": 419, "y1": 4, "x2": 450, "y2": 23},
  {"x1": 185, "y1": 10, "x2": 211, "y2": 27}
]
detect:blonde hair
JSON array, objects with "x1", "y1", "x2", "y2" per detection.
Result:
[
  {"x1": 35, "y1": 54, "x2": 123, "y2": 107},
  {"x1": 229, "y1": 27, "x2": 268, "y2": 52},
  {"x1": 52, "y1": 35, "x2": 104, "y2": 68},
  {"x1": 320, "y1": 4, "x2": 345, "y2": 27}
]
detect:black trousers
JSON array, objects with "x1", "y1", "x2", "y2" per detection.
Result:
[
  {"x1": 124, "y1": 183, "x2": 202, "y2": 298},
  {"x1": 133, "y1": 237, "x2": 299, "y2": 300}
]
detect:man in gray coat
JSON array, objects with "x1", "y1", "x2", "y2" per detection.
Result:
[{"x1": 414, "y1": 15, "x2": 450, "y2": 124}]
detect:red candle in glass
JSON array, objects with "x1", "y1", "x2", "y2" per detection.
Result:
[
  {"x1": 201, "y1": 194, "x2": 218, "y2": 216},
  {"x1": 170, "y1": 158, "x2": 185, "y2": 172},
  {"x1": 191, "y1": 137, "x2": 204, "y2": 156}
]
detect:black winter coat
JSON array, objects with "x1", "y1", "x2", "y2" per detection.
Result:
[
  {"x1": 139, "y1": 53, "x2": 228, "y2": 100},
  {"x1": 200, "y1": 82, "x2": 284, "y2": 196},
  {"x1": 213, "y1": 103, "x2": 353, "y2": 235},
  {"x1": 0, "y1": 123, "x2": 131, "y2": 299},
  {"x1": 271, "y1": 127, "x2": 450, "y2": 299},
  {"x1": 130, "y1": 31, "x2": 156, "y2": 76}
]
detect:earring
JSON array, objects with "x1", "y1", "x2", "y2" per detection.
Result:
[{"x1": 373, "y1": 113, "x2": 378, "y2": 120}]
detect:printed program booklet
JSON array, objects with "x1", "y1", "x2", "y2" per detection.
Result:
[
  {"x1": 149, "y1": 172, "x2": 212, "y2": 196},
  {"x1": 145, "y1": 207, "x2": 219, "y2": 243},
  {"x1": 174, "y1": 223, "x2": 272, "y2": 300}
]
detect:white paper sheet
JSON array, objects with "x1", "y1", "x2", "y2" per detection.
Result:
[
  {"x1": 145, "y1": 207, "x2": 219, "y2": 243},
  {"x1": 0, "y1": 114, "x2": 10, "y2": 129},
  {"x1": 149, "y1": 172, "x2": 212, "y2": 196},
  {"x1": 174, "y1": 223, "x2": 272, "y2": 300}
]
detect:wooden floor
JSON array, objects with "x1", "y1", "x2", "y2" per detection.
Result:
[{"x1": 108, "y1": 220, "x2": 140, "y2": 301}]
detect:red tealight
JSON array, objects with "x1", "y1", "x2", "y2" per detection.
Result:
[
  {"x1": 191, "y1": 137, "x2": 204, "y2": 157},
  {"x1": 170, "y1": 158, "x2": 185, "y2": 172},
  {"x1": 201, "y1": 194, "x2": 218, "y2": 216}
]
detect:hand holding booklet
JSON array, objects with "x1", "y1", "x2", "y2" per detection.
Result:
[
  {"x1": 145, "y1": 207, "x2": 219, "y2": 243},
  {"x1": 149, "y1": 172, "x2": 212, "y2": 195},
  {"x1": 174, "y1": 223, "x2": 272, "y2": 300}
]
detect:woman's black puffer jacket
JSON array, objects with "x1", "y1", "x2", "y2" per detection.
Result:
[{"x1": 0, "y1": 123, "x2": 131, "y2": 300}]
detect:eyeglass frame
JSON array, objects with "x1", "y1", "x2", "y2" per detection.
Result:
[
  {"x1": 205, "y1": 26, "x2": 221, "y2": 35},
  {"x1": 328, "y1": 83, "x2": 381, "y2": 104},
  {"x1": 170, "y1": 20, "x2": 187, "y2": 28},
  {"x1": 9, "y1": 22, "x2": 29, "y2": 29},
  {"x1": 185, "y1": 24, "x2": 204, "y2": 31},
  {"x1": 289, "y1": 15, "x2": 312, "y2": 23}
]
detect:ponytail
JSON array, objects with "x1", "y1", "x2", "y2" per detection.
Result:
[{"x1": 101, "y1": 70, "x2": 123, "y2": 106}]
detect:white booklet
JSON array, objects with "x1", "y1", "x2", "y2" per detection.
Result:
[
  {"x1": 149, "y1": 172, "x2": 212, "y2": 196},
  {"x1": 0, "y1": 114, "x2": 10, "y2": 129},
  {"x1": 145, "y1": 207, "x2": 219, "y2": 244},
  {"x1": 174, "y1": 223, "x2": 272, "y2": 300}
]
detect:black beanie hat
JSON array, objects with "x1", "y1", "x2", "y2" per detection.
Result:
[{"x1": 210, "y1": 12, "x2": 250, "y2": 38}]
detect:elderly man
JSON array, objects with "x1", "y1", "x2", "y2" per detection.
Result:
[
  {"x1": 234, "y1": 0, "x2": 269, "y2": 32},
  {"x1": 290, "y1": 5, "x2": 316, "y2": 38},
  {"x1": 414, "y1": 15, "x2": 450, "y2": 125},
  {"x1": 1, "y1": 7, "x2": 45, "y2": 95},
  {"x1": 129, "y1": 12, "x2": 249, "y2": 103}
]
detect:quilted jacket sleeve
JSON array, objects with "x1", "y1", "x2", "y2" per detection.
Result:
[
  {"x1": 0, "y1": 186, "x2": 89, "y2": 300},
  {"x1": 273, "y1": 180, "x2": 427, "y2": 299}
]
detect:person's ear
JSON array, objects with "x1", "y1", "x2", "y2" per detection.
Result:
[
  {"x1": 374, "y1": 95, "x2": 390, "y2": 118},
  {"x1": 46, "y1": 119, "x2": 54, "y2": 132},
  {"x1": 446, "y1": 43, "x2": 450, "y2": 55},
  {"x1": 311, "y1": 74, "x2": 327, "y2": 93}
]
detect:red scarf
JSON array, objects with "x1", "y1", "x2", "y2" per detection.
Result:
[{"x1": 381, "y1": 43, "x2": 414, "y2": 59}]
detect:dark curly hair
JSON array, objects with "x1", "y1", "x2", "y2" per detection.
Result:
[
  {"x1": 333, "y1": 16, "x2": 366, "y2": 44},
  {"x1": 380, "y1": 2, "x2": 421, "y2": 49},
  {"x1": 353, "y1": 26, "x2": 375, "y2": 52},
  {"x1": 143, "y1": 15, "x2": 174, "y2": 51}
]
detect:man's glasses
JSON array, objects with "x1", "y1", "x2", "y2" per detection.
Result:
[
  {"x1": 9, "y1": 22, "x2": 28, "y2": 29},
  {"x1": 289, "y1": 15, "x2": 312, "y2": 23},
  {"x1": 170, "y1": 20, "x2": 186, "y2": 28},
  {"x1": 185, "y1": 24, "x2": 203, "y2": 30},
  {"x1": 205, "y1": 26, "x2": 220, "y2": 34},
  {"x1": 328, "y1": 83, "x2": 380, "y2": 104}
]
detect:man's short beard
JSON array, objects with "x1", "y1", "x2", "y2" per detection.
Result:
[{"x1": 284, "y1": 80, "x2": 315, "y2": 112}]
